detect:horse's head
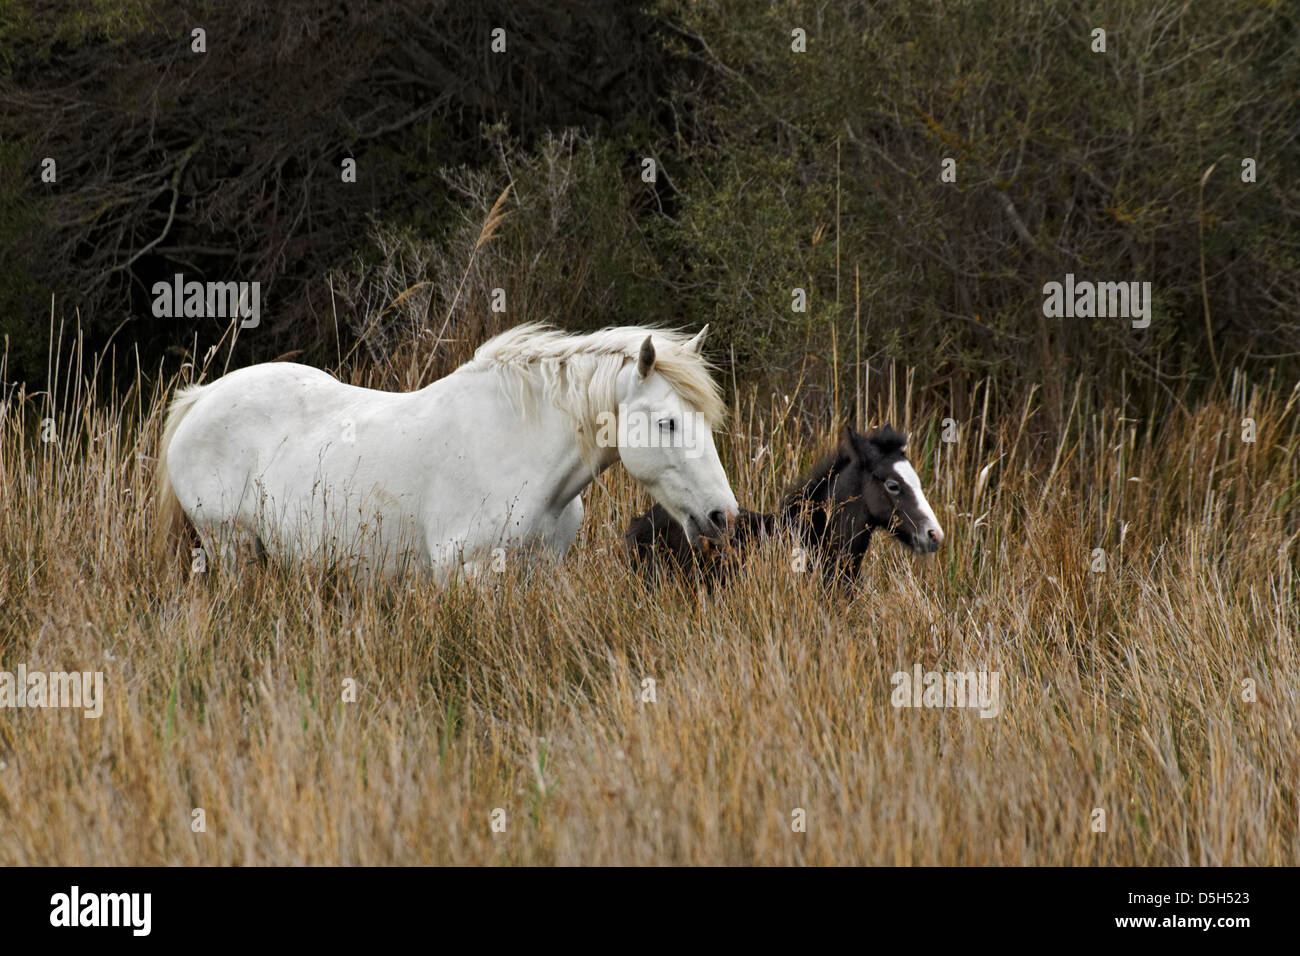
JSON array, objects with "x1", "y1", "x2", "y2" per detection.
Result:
[
  {"x1": 615, "y1": 328, "x2": 738, "y2": 543},
  {"x1": 839, "y1": 424, "x2": 944, "y2": 554}
]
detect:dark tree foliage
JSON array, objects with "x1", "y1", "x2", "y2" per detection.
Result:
[{"x1": 0, "y1": 0, "x2": 684, "y2": 384}]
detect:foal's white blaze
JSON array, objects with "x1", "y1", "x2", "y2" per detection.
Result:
[{"x1": 892, "y1": 459, "x2": 944, "y2": 547}]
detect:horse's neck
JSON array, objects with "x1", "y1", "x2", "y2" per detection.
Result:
[{"x1": 461, "y1": 367, "x2": 616, "y2": 508}]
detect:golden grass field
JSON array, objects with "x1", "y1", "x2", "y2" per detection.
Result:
[{"x1": 1, "y1": 329, "x2": 1298, "y2": 865}]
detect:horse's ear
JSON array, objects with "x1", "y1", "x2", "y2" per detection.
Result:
[
  {"x1": 637, "y1": 336, "x2": 656, "y2": 378},
  {"x1": 840, "y1": 423, "x2": 862, "y2": 463},
  {"x1": 685, "y1": 325, "x2": 709, "y2": 354}
]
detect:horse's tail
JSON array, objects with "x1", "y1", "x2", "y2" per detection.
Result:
[{"x1": 154, "y1": 384, "x2": 205, "y2": 567}]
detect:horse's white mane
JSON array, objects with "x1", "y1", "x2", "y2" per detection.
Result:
[{"x1": 468, "y1": 323, "x2": 726, "y2": 462}]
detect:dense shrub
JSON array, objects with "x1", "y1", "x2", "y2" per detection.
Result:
[{"x1": 657, "y1": 0, "x2": 1300, "y2": 404}]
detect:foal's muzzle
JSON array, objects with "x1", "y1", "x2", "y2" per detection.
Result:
[{"x1": 910, "y1": 525, "x2": 944, "y2": 554}]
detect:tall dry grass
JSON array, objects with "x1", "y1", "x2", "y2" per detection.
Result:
[{"x1": 0, "y1": 324, "x2": 1297, "y2": 865}]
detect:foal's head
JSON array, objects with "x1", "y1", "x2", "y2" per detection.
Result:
[
  {"x1": 837, "y1": 425, "x2": 944, "y2": 554},
  {"x1": 788, "y1": 424, "x2": 943, "y2": 558}
]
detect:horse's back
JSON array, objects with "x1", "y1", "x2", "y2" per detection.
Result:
[
  {"x1": 168, "y1": 363, "x2": 375, "y2": 486},
  {"x1": 185, "y1": 362, "x2": 375, "y2": 419}
]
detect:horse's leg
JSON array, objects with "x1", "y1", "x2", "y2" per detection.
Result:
[
  {"x1": 549, "y1": 497, "x2": 584, "y2": 557},
  {"x1": 193, "y1": 519, "x2": 260, "y2": 579},
  {"x1": 823, "y1": 539, "x2": 867, "y2": 590},
  {"x1": 426, "y1": 533, "x2": 484, "y2": 586},
  {"x1": 458, "y1": 558, "x2": 488, "y2": 582},
  {"x1": 846, "y1": 548, "x2": 866, "y2": 581},
  {"x1": 822, "y1": 551, "x2": 852, "y2": 590},
  {"x1": 427, "y1": 542, "x2": 459, "y2": 585},
  {"x1": 846, "y1": 526, "x2": 871, "y2": 580}
]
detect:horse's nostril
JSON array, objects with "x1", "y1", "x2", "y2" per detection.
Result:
[
  {"x1": 928, "y1": 527, "x2": 944, "y2": 546},
  {"x1": 707, "y1": 509, "x2": 726, "y2": 531}
]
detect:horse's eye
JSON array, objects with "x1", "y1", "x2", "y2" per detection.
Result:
[
  {"x1": 884, "y1": 479, "x2": 901, "y2": 495},
  {"x1": 658, "y1": 418, "x2": 676, "y2": 433}
]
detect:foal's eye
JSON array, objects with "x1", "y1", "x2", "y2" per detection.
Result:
[
  {"x1": 658, "y1": 418, "x2": 677, "y2": 433},
  {"x1": 884, "y1": 479, "x2": 901, "y2": 496}
]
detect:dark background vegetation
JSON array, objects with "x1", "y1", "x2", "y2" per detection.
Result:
[{"x1": 1, "y1": 0, "x2": 1297, "y2": 414}]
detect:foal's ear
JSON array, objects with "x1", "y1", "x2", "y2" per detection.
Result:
[
  {"x1": 840, "y1": 423, "x2": 864, "y2": 462},
  {"x1": 685, "y1": 325, "x2": 709, "y2": 355},
  {"x1": 841, "y1": 423, "x2": 878, "y2": 465},
  {"x1": 637, "y1": 336, "x2": 656, "y2": 378}
]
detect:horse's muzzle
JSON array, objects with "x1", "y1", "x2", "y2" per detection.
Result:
[{"x1": 691, "y1": 509, "x2": 733, "y2": 543}]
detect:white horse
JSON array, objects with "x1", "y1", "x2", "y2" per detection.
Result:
[{"x1": 155, "y1": 323, "x2": 739, "y2": 582}]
